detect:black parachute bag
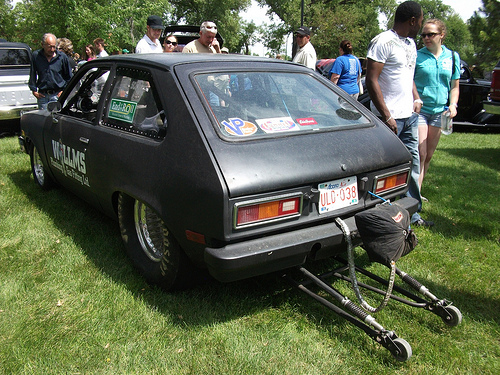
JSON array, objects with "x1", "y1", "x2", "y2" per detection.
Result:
[{"x1": 355, "y1": 202, "x2": 418, "y2": 267}]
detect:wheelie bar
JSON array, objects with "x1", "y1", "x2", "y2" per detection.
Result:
[
  {"x1": 286, "y1": 267, "x2": 413, "y2": 361},
  {"x1": 332, "y1": 257, "x2": 463, "y2": 327}
]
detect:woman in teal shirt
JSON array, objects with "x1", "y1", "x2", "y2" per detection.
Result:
[{"x1": 414, "y1": 19, "x2": 460, "y2": 194}]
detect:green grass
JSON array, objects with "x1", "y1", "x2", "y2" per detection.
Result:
[{"x1": 1, "y1": 132, "x2": 499, "y2": 374}]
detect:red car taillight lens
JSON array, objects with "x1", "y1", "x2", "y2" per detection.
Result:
[
  {"x1": 235, "y1": 195, "x2": 302, "y2": 228},
  {"x1": 490, "y1": 68, "x2": 500, "y2": 101},
  {"x1": 374, "y1": 171, "x2": 409, "y2": 194}
]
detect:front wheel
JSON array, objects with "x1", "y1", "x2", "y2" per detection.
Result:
[
  {"x1": 30, "y1": 144, "x2": 53, "y2": 190},
  {"x1": 117, "y1": 193, "x2": 196, "y2": 291}
]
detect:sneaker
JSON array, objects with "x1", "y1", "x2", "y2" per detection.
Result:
[
  {"x1": 421, "y1": 196, "x2": 428, "y2": 202},
  {"x1": 413, "y1": 218, "x2": 434, "y2": 227}
]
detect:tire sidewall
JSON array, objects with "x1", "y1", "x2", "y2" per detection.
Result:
[
  {"x1": 30, "y1": 144, "x2": 52, "y2": 190},
  {"x1": 117, "y1": 193, "x2": 186, "y2": 290}
]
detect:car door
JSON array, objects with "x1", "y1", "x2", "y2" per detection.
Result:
[{"x1": 51, "y1": 63, "x2": 112, "y2": 207}]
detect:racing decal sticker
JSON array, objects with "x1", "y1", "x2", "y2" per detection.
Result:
[
  {"x1": 108, "y1": 98, "x2": 137, "y2": 123},
  {"x1": 221, "y1": 117, "x2": 258, "y2": 136},
  {"x1": 50, "y1": 140, "x2": 89, "y2": 187},
  {"x1": 296, "y1": 117, "x2": 318, "y2": 126},
  {"x1": 256, "y1": 117, "x2": 299, "y2": 133}
]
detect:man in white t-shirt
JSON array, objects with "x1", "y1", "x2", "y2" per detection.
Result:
[
  {"x1": 136, "y1": 15, "x2": 165, "y2": 54},
  {"x1": 93, "y1": 38, "x2": 108, "y2": 58},
  {"x1": 366, "y1": 1, "x2": 431, "y2": 227},
  {"x1": 292, "y1": 26, "x2": 317, "y2": 70},
  {"x1": 182, "y1": 21, "x2": 221, "y2": 54}
]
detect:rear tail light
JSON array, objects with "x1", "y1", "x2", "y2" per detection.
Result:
[
  {"x1": 490, "y1": 68, "x2": 500, "y2": 101},
  {"x1": 373, "y1": 170, "x2": 409, "y2": 195},
  {"x1": 234, "y1": 194, "x2": 302, "y2": 228}
]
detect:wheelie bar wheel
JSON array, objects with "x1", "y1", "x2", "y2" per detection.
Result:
[
  {"x1": 391, "y1": 338, "x2": 412, "y2": 362},
  {"x1": 441, "y1": 305, "x2": 463, "y2": 327}
]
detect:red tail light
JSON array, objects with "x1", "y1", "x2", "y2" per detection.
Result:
[
  {"x1": 490, "y1": 67, "x2": 500, "y2": 101},
  {"x1": 374, "y1": 171, "x2": 409, "y2": 194},
  {"x1": 235, "y1": 195, "x2": 302, "y2": 228}
]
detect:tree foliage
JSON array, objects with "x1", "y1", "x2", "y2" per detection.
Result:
[
  {"x1": 468, "y1": 0, "x2": 499, "y2": 75},
  {"x1": 2, "y1": 0, "x2": 252, "y2": 55}
]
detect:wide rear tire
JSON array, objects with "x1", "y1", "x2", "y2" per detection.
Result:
[{"x1": 117, "y1": 193, "x2": 196, "y2": 291}]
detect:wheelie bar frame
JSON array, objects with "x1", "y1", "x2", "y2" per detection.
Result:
[{"x1": 285, "y1": 256, "x2": 462, "y2": 361}]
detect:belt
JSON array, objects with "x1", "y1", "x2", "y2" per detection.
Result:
[{"x1": 39, "y1": 89, "x2": 61, "y2": 95}]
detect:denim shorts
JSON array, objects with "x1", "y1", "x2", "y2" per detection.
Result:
[{"x1": 418, "y1": 112, "x2": 441, "y2": 128}]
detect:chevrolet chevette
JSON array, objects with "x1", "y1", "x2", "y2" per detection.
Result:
[{"x1": 20, "y1": 54, "x2": 417, "y2": 290}]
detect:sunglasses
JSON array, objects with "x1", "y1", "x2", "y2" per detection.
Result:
[
  {"x1": 421, "y1": 32, "x2": 439, "y2": 39},
  {"x1": 164, "y1": 40, "x2": 178, "y2": 46}
]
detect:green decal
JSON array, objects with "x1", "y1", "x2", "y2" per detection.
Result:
[{"x1": 108, "y1": 99, "x2": 137, "y2": 123}]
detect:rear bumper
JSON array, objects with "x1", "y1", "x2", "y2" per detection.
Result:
[
  {"x1": 205, "y1": 196, "x2": 418, "y2": 282},
  {"x1": 483, "y1": 100, "x2": 500, "y2": 115},
  {"x1": 0, "y1": 105, "x2": 38, "y2": 120}
]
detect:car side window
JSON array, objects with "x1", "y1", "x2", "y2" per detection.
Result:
[
  {"x1": 102, "y1": 67, "x2": 166, "y2": 139},
  {"x1": 62, "y1": 67, "x2": 111, "y2": 122}
]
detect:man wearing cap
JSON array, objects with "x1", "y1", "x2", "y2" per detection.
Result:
[
  {"x1": 136, "y1": 15, "x2": 165, "y2": 54},
  {"x1": 292, "y1": 26, "x2": 317, "y2": 69},
  {"x1": 182, "y1": 21, "x2": 221, "y2": 53}
]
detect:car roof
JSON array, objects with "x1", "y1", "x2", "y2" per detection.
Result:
[
  {"x1": 0, "y1": 41, "x2": 32, "y2": 51},
  {"x1": 93, "y1": 53, "x2": 299, "y2": 71}
]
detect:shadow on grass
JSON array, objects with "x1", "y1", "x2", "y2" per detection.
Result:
[{"x1": 8, "y1": 161, "x2": 500, "y2": 354}]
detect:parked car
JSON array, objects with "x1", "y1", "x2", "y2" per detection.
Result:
[
  {"x1": 0, "y1": 41, "x2": 38, "y2": 136},
  {"x1": 454, "y1": 60, "x2": 499, "y2": 128},
  {"x1": 482, "y1": 58, "x2": 500, "y2": 118},
  {"x1": 19, "y1": 54, "x2": 417, "y2": 290}
]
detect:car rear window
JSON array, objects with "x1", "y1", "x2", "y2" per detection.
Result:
[
  {"x1": 0, "y1": 48, "x2": 31, "y2": 68},
  {"x1": 194, "y1": 71, "x2": 370, "y2": 139}
]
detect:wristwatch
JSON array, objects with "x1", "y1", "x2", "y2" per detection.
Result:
[
  {"x1": 449, "y1": 103, "x2": 458, "y2": 107},
  {"x1": 413, "y1": 99, "x2": 423, "y2": 105}
]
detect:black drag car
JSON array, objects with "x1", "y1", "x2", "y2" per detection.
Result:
[{"x1": 20, "y1": 54, "x2": 417, "y2": 290}]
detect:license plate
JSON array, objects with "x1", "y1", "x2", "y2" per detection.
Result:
[{"x1": 318, "y1": 176, "x2": 358, "y2": 214}]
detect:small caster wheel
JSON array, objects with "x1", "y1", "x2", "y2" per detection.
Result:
[
  {"x1": 391, "y1": 338, "x2": 412, "y2": 362},
  {"x1": 441, "y1": 305, "x2": 462, "y2": 327}
]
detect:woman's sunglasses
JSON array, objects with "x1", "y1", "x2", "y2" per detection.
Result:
[{"x1": 164, "y1": 40, "x2": 178, "y2": 46}]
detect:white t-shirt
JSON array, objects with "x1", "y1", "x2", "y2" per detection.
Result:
[
  {"x1": 135, "y1": 35, "x2": 163, "y2": 54},
  {"x1": 292, "y1": 42, "x2": 317, "y2": 70},
  {"x1": 97, "y1": 50, "x2": 109, "y2": 58},
  {"x1": 367, "y1": 30, "x2": 417, "y2": 119}
]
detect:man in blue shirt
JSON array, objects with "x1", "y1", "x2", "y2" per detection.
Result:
[{"x1": 29, "y1": 33, "x2": 72, "y2": 109}]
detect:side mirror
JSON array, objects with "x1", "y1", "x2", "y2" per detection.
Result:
[
  {"x1": 47, "y1": 101, "x2": 62, "y2": 124},
  {"x1": 47, "y1": 101, "x2": 62, "y2": 113}
]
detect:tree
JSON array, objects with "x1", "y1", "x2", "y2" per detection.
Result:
[
  {"x1": 468, "y1": 0, "x2": 500, "y2": 76},
  {"x1": 257, "y1": 0, "x2": 398, "y2": 58},
  {"x1": 7, "y1": 0, "x2": 254, "y2": 56},
  {"x1": 0, "y1": 0, "x2": 16, "y2": 40}
]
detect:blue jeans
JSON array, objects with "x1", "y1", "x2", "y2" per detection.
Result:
[
  {"x1": 37, "y1": 93, "x2": 59, "y2": 110},
  {"x1": 396, "y1": 113, "x2": 421, "y2": 223}
]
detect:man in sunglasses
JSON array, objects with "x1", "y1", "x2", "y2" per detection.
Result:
[
  {"x1": 136, "y1": 15, "x2": 165, "y2": 54},
  {"x1": 182, "y1": 21, "x2": 221, "y2": 54},
  {"x1": 292, "y1": 26, "x2": 317, "y2": 70}
]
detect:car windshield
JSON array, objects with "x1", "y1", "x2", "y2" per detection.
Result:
[{"x1": 194, "y1": 71, "x2": 370, "y2": 138}]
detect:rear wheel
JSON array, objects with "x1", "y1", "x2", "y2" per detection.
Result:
[
  {"x1": 30, "y1": 144, "x2": 53, "y2": 190},
  {"x1": 117, "y1": 193, "x2": 196, "y2": 291}
]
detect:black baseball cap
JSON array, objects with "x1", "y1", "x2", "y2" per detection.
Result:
[
  {"x1": 295, "y1": 26, "x2": 311, "y2": 36},
  {"x1": 147, "y1": 15, "x2": 165, "y2": 30}
]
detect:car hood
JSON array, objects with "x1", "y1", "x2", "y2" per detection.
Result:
[{"x1": 209, "y1": 124, "x2": 410, "y2": 197}]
